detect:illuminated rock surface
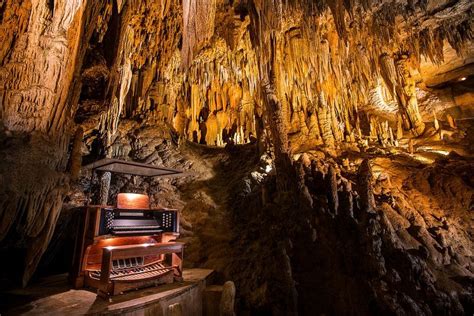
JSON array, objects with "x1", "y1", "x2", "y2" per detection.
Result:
[{"x1": 0, "y1": 0, "x2": 473, "y2": 314}]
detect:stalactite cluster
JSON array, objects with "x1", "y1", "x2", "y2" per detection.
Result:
[
  {"x1": 102, "y1": 0, "x2": 473, "y2": 151},
  {"x1": 65, "y1": 0, "x2": 473, "y2": 159}
]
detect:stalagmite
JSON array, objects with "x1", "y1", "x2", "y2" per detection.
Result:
[
  {"x1": 326, "y1": 166, "x2": 339, "y2": 216},
  {"x1": 408, "y1": 138, "x2": 414, "y2": 154},
  {"x1": 220, "y1": 281, "x2": 236, "y2": 316},
  {"x1": 317, "y1": 94, "x2": 335, "y2": 148},
  {"x1": 357, "y1": 159, "x2": 376, "y2": 214}
]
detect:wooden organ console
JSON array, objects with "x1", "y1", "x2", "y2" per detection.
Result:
[{"x1": 70, "y1": 159, "x2": 185, "y2": 297}]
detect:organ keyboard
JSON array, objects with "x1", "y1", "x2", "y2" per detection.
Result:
[{"x1": 70, "y1": 193, "x2": 184, "y2": 297}]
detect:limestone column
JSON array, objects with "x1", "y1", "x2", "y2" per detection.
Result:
[
  {"x1": 379, "y1": 53, "x2": 425, "y2": 137},
  {"x1": 99, "y1": 171, "x2": 112, "y2": 205},
  {"x1": 394, "y1": 54, "x2": 425, "y2": 136}
]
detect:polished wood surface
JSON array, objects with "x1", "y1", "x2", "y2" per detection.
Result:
[
  {"x1": 70, "y1": 201, "x2": 184, "y2": 297},
  {"x1": 98, "y1": 243, "x2": 184, "y2": 296},
  {"x1": 104, "y1": 242, "x2": 184, "y2": 258}
]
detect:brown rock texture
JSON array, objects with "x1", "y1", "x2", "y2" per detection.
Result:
[{"x1": 0, "y1": 0, "x2": 107, "y2": 285}]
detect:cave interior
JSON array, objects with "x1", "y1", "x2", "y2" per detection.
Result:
[{"x1": 0, "y1": 0, "x2": 473, "y2": 315}]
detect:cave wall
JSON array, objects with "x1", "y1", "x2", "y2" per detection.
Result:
[{"x1": 0, "y1": 0, "x2": 108, "y2": 285}]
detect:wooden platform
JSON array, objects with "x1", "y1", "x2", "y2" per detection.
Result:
[{"x1": 0, "y1": 269, "x2": 214, "y2": 316}]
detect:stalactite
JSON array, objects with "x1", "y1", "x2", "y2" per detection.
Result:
[
  {"x1": 181, "y1": 0, "x2": 217, "y2": 68},
  {"x1": 379, "y1": 52, "x2": 425, "y2": 136},
  {"x1": 379, "y1": 54, "x2": 398, "y2": 97},
  {"x1": 116, "y1": 0, "x2": 126, "y2": 13},
  {"x1": 98, "y1": 0, "x2": 473, "y2": 150}
]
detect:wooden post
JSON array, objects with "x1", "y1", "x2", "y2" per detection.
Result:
[
  {"x1": 69, "y1": 207, "x2": 90, "y2": 288},
  {"x1": 172, "y1": 247, "x2": 184, "y2": 281},
  {"x1": 98, "y1": 248, "x2": 113, "y2": 297}
]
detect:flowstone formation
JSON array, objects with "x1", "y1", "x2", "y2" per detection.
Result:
[{"x1": 1, "y1": 0, "x2": 473, "y2": 314}]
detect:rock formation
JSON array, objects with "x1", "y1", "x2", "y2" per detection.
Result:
[{"x1": 0, "y1": 0, "x2": 473, "y2": 314}]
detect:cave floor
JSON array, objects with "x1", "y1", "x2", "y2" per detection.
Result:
[{"x1": 0, "y1": 269, "x2": 214, "y2": 316}]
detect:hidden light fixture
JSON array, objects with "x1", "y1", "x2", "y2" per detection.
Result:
[{"x1": 117, "y1": 192, "x2": 150, "y2": 209}]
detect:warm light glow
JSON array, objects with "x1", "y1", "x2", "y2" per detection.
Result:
[
  {"x1": 101, "y1": 238, "x2": 115, "y2": 245},
  {"x1": 372, "y1": 171, "x2": 382, "y2": 179},
  {"x1": 431, "y1": 150, "x2": 450, "y2": 156},
  {"x1": 413, "y1": 155, "x2": 434, "y2": 164},
  {"x1": 105, "y1": 243, "x2": 153, "y2": 250},
  {"x1": 458, "y1": 77, "x2": 467, "y2": 81},
  {"x1": 117, "y1": 193, "x2": 150, "y2": 209},
  {"x1": 121, "y1": 193, "x2": 143, "y2": 200},
  {"x1": 416, "y1": 146, "x2": 450, "y2": 156}
]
